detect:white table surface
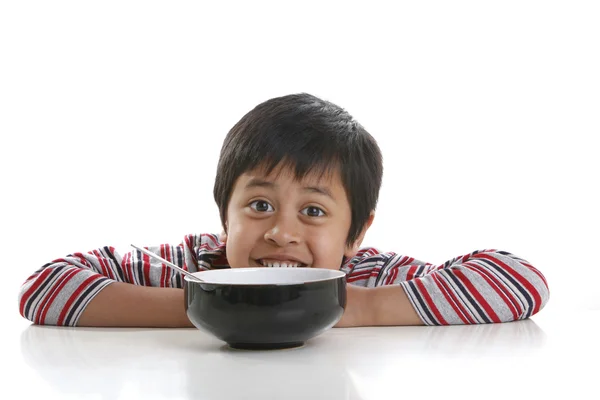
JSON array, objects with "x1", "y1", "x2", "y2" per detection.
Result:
[{"x1": 4, "y1": 308, "x2": 597, "y2": 400}]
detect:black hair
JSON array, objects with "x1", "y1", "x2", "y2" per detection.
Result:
[{"x1": 213, "y1": 93, "x2": 383, "y2": 247}]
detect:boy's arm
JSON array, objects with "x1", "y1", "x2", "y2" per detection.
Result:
[
  {"x1": 336, "y1": 285, "x2": 423, "y2": 327},
  {"x1": 18, "y1": 234, "x2": 205, "y2": 326},
  {"x1": 77, "y1": 282, "x2": 193, "y2": 327},
  {"x1": 339, "y1": 249, "x2": 550, "y2": 326}
]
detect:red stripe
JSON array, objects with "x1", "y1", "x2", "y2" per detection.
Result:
[
  {"x1": 24, "y1": 272, "x2": 41, "y2": 283},
  {"x1": 185, "y1": 236, "x2": 195, "y2": 260},
  {"x1": 122, "y1": 252, "x2": 131, "y2": 283},
  {"x1": 125, "y1": 252, "x2": 135, "y2": 284},
  {"x1": 159, "y1": 244, "x2": 167, "y2": 287},
  {"x1": 522, "y1": 261, "x2": 549, "y2": 289},
  {"x1": 108, "y1": 247, "x2": 119, "y2": 280},
  {"x1": 183, "y1": 238, "x2": 194, "y2": 270},
  {"x1": 56, "y1": 274, "x2": 99, "y2": 326},
  {"x1": 165, "y1": 245, "x2": 173, "y2": 286},
  {"x1": 143, "y1": 251, "x2": 151, "y2": 286},
  {"x1": 166, "y1": 245, "x2": 173, "y2": 286},
  {"x1": 91, "y1": 250, "x2": 109, "y2": 278},
  {"x1": 385, "y1": 266, "x2": 399, "y2": 285},
  {"x1": 36, "y1": 268, "x2": 79, "y2": 324},
  {"x1": 72, "y1": 253, "x2": 92, "y2": 268},
  {"x1": 205, "y1": 234, "x2": 218, "y2": 248},
  {"x1": 348, "y1": 267, "x2": 378, "y2": 278},
  {"x1": 397, "y1": 256, "x2": 416, "y2": 267},
  {"x1": 453, "y1": 269, "x2": 501, "y2": 323},
  {"x1": 346, "y1": 266, "x2": 380, "y2": 283},
  {"x1": 98, "y1": 251, "x2": 111, "y2": 277},
  {"x1": 19, "y1": 267, "x2": 54, "y2": 318},
  {"x1": 463, "y1": 261, "x2": 521, "y2": 320},
  {"x1": 347, "y1": 272, "x2": 371, "y2": 283},
  {"x1": 100, "y1": 251, "x2": 116, "y2": 279},
  {"x1": 474, "y1": 253, "x2": 544, "y2": 315},
  {"x1": 414, "y1": 278, "x2": 448, "y2": 325},
  {"x1": 406, "y1": 265, "x2": 418, "y2": 281},
  {"x1": 431, "y1": 273, "x2": 472, "y2": 324}
]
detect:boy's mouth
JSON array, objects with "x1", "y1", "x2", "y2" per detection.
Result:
[{"x1": 256, "y1": 259, "x2": 308, "y2": 268}]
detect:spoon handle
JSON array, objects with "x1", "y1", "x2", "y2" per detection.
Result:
[{"x1": 130, "y1": 244, "x2": 203, "y2": 282}]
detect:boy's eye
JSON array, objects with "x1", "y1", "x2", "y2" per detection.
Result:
[
  {"x1": 301, "y1": 206, "x2": 326, "y2": 217},
  {"x1": 249, "y1": 200, "x2": 274, "y2": 213}
]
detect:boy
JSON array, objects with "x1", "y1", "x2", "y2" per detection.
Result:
[{"x1": 18, "y1": 93, "x2": 549, "y2": 328}]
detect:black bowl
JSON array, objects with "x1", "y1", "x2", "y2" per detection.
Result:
[{"x1": 184, "y1": 268, "x2": 347, "y2": 350}]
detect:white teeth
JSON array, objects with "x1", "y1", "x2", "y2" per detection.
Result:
[{"x1": 260, "y1": 260, "x2": 302, "y2": 268}]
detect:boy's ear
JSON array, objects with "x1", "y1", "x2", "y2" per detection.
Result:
[
  {"x1": 344, "y1": 211, "x2": 375, "y2": 259},
  {"x1": 219, "y1": 223, "x2": 228, "y2": 243}
]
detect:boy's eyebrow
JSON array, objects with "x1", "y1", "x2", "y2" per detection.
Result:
[{"x1": 244, "y1": 178, "x2": 335, "y2": 200}]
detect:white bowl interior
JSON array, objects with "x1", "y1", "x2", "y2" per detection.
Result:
[{"x1": 187, "y1": 267, "x2": 345, "y2": 285}]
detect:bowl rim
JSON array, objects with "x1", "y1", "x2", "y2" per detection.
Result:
[{"x1": 184, "y1": 267, "x2": 347, "y2": 286}]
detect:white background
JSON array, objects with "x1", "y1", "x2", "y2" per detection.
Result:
[{"x1": 1, "y1": 1, "x2": 598, "y2": 325}]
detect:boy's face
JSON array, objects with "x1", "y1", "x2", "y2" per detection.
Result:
[{"x1": 222, "y1": 165, "x2": 373, "y2": 270}]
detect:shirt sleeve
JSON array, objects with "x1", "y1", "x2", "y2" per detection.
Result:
[
  {"x1": 344, "y1": 248, "x2": 550, "y2": 325},
  {"x1": 17, "y1": 234, "x2": 207, "y2": 326}
]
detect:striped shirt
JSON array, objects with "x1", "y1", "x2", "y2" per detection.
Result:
[{"x1": 18, "y1": 233, "x2": 549, "y2": 326}]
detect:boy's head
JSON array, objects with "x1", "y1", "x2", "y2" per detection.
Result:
[{"x1": 213, "y1": 93, "x2": 382, "y2": 269}]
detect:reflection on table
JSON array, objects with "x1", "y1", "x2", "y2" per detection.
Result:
[{"x1": 20, "y1": 318, "x2": 546, "y2": 400}]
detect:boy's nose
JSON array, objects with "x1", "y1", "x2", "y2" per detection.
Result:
[{"x1": 264, "y1": 215, "x2": 302, "y2": 246}]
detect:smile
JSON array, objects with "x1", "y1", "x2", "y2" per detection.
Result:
[{"x1": 257, "y1": 259, "x2": 308, "y2": 268}]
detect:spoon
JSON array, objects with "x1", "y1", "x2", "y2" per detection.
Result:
[{"x1": 130, "y1": 244, "x2": 204, "y2": 282}]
